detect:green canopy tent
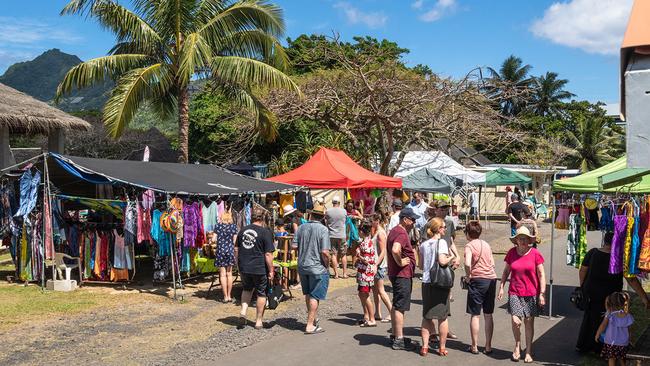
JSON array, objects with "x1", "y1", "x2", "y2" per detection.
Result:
[
  {"x1": 476, "y1": 167, "x2": 532, "y2": 228},
  {"x1": 553, "y1": 156, "x2": 650, "y2": 193},
  {"x1": 482, "y1": 167, "x2": 532, "y2": 186},
  {"x1": 402, "y1": 167, "x2": 463, "y2": 194}
]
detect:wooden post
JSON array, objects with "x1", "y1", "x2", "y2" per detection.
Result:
[
  {"x1": 1, "y1": 126, "x2": 13, "y2": 169},
  {"x1": 47, "y1": 128, "x2": 65, "y2": 154}
]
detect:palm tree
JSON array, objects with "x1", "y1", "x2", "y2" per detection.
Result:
[
  {"x1": 565, "y1": 115, "x2": 621, "y2": 172},
  {"x1": 530, "y1": 72, "x2": 575, "y2": 116},
  {"x1": 486, "y1": 55, "x2": 534, "y2": 116},
  {"x1": 56, "y1": 0, "x2": 299, "y2": 162}
]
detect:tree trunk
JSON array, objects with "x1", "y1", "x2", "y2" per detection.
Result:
[{"x1": 177, "y1": 86, "x2": 190, "y2": 163}]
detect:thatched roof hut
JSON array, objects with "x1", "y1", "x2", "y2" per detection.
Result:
[{"x1": 0, "y1": 82, "x2": 91, "y2": 133}]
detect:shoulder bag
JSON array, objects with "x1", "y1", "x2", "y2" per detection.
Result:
[
  {"x1": 429, "y1": 239, "x2": 455, "y2": 289},
  {"x1": 461, "y1": 240, "x2": 483, "y2": 290}
]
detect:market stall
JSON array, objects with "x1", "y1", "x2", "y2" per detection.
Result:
[
  {"x1": 549, "y1": 155, "x2": 650, "y2": 318},
  {"x1": 0, "y1": 153, "x2": 299, "y2": 296},
  {"x1": 401, "y1": 167, "x2": 463, "y2": 194}
]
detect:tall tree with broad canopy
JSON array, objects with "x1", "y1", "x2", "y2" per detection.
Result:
[{"x1": 56, "y1": 0, "x2": 299, "y2": 162}]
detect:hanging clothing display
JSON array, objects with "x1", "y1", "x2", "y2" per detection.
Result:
[
  {"x1": 566, "y1": 214, "x2": 578, "y2": 266},
  {"x1": 202, "y1": 201, "x2": 219, "y2": 233},
  {"x1": 14, "y1": 170, "x2": 41, "y2": 218},
  {"x1": 576, "y1": 207, "x2": 588, "y2": 268},
  {"x1": 0, "y1": 185, "x2": 17, "y2": 237},
  {"x1": 124, "y1": 199, "x2": 137, "y2": 246},
  {"x1": 600, "y1": 204, "x2": 614, "y2": 233},
  {"x1": 555, "y1": 206, "x2": 571, "y2": 229},
  {"x1": 629, "y1": 212, "x2": 641, "y2": 276},
  {"x1": 610, "y1": 205, "x2": 629, "y2": 274}
]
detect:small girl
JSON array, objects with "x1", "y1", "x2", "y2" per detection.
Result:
[
  {"x1": 596, "y1": 292, "x2": 634, "y2": 366},
  {"x1": 355, "y1": 222, "x2": 377, "y2": 327}
]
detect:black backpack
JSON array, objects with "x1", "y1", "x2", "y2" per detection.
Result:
[{"x1": 266, "y1": 284, "x2": 285, "y2": 310}]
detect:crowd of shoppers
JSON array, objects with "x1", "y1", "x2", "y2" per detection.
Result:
[{"x1": 228, "y1": 190, "x2": 649, "y2": 365}]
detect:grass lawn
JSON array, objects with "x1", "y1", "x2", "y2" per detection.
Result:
[
  {"x1": 579, "y1": 283, "x2": 650, "y2": 366},
  {"x1": 0, "y1": 285, "x2": 116, "y2": 330}
]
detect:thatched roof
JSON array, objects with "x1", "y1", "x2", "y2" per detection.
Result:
[{"x1": 0, "y1": 82, "x2": 91, "y2": 133}]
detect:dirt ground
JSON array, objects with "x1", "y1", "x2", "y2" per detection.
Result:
[{"x1": 0, "y1": 219, "x2": 555, "y2": 366}]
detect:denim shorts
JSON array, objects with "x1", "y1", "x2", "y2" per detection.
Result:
[
  {"x1": 374, "y1": 267, "x2": 387, "y2": 281},
  {"x1": 299, "y1": 273, "x2": 330, "y2": 301}
]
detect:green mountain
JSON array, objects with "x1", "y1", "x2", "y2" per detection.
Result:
[{"x1": 0, "y1": 49, "x2": 112, "y2": 111}]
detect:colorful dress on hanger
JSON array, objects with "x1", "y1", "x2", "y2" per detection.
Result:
[
  {"x1": 610, "y1": 211, "x2": 628, "y2": 274},
  {"x1": 623, "y1": 215, "x2": 635, "y2": 278},
  {"x1": 566, "y1": 214, "x2": 578, "y2": 266},
  {"x1": 576, "y1": 208, "x2": 588, "y2": 268},
  {"x1": 202, "y1": 201, "x2": 219, "y2": 233},
  {"x1": 629, "y1": 214, "x2": 641, "y2": 275}
]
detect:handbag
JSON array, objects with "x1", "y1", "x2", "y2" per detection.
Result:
[
  {"x1": 266, "y1": 283, "x2": 285, "y2": 310},
  {"x1": 429, "y1": 239, "x2": 455, "y2": 289},
  {"x1": 461, "y1": 240, "x2": 484, "y2": 290},
  {"x1": 570, "y1": 249, "x2": 594, "y2": 311}
]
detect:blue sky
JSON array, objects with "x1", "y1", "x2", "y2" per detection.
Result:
[{"x1": 0, "y1": 0, "x2": 634, "y2": 103}]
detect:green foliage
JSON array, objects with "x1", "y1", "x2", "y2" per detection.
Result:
[
  {"x1": 564, "y1": 101, "x2": 623, "y2": 171},
  {"x1": 285, "y1": 34, "x2": 410, "y2": 75},
  {"x1": 57, "y1": 0, "x2": 298, "y2": 162},
  {"x1": 530, "y1": 71, "x2": 575, "y2": 116},
  {"x1": 188, "y1": 91, "x2": 250, "y2": 163}
]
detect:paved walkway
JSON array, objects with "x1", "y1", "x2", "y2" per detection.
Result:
[{"x1": 211, "y1": 221, "x2": 598, "y2": 366}]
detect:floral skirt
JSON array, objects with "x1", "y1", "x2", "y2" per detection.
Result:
[
  {"x1": 214, "y1": 243, "x2": 235, "y2": 267},
  {"x1": 601, "y1": 344, "x2": 628, "y2": 360},
  {"x1": 507, "y1": 295, "x2": 539, "y2": 318}
]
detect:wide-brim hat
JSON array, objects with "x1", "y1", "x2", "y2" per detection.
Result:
[
  {"x1": 308, "y1": 206, "x2": 326, "y2": 217},
  {"x1": 510, "y1": 226, "x2": 536, "y2": 244},
  {"x1": 282, "y1": 205, "x2": 297, "y2": 217}
]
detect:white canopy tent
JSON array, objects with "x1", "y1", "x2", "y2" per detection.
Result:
[{"x1": 391, "y1": 150, "x2": 486, "y2": 183}]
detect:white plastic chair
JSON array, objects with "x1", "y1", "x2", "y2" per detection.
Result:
[{"x1": 54, "y1": 252, "x2": 82, "y2": 285}]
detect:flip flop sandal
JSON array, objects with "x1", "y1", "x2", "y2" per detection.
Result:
[
  {"x1": 467, "y1": 346, "x2": 479, "y2": 354},
  {"x1": 447, "y1": 332, "x2": 458, "y2": 339},
  {"x1": 381, "y1": 318, "x2": 391, "y2": 323},
  {"x1": 360, "y1": 322, "x2": 377, "y2": 328},
  {"x1": 436, "y1": 348, "x2": 448, "y2": 356},
  {"x1": 304, "y1": 326, "x2": 325, "y2": 335},
  {"x1": 484, "y1": 349, "x2": 493, "y2": 355}
]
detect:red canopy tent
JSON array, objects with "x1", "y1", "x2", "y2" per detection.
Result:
[{"x1": 267, "y1": 147, "x2": 402, "y2": 189}]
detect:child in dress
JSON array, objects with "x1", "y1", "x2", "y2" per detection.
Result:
[
  {"x1": 355, "y1": 222, "x2": 377, "y2": 327},
  {"x1": 596, "y1": 292, "x2": 634, "y2": 366}
]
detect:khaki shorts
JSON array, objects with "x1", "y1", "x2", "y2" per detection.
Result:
[{"x1": 330, "y1": 238, "x2": 347, "y2": 253}]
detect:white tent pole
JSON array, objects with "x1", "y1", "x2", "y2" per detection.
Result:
[{"x1": 548, "y1": 192, "x2": 557, "y2": 318}]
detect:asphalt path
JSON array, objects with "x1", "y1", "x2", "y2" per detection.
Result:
[{"x1": 212, "y1": 222, "x2": 599, "y2": 366}]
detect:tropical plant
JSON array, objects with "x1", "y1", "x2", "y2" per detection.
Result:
[
  {"x1": 530, "y1": 72, "x2": 575, "y2": 116},
  {"x1": 55, "y1": 0, "x2": 299, "y2": 162},
  {"x1": 485, "y1": 55, "x2": 534, "y2": 116},
  {"x1": 565, "y1": 104, "x2": 622, "y2": 171}
]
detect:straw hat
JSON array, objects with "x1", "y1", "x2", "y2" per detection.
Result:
[
  {"x1": 282, "y1": 204, "x2": 297, "y2": 217},
  {"x1": 510, "y1": 226, "x2": 536, "y2": 244},
  {"x1": 308, "y1": 206, "x2": 326, "y2": 218}
]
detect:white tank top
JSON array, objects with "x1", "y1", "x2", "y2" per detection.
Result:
[{"x1": 372, "y1": 228, "x2": 388, "y2": 269}]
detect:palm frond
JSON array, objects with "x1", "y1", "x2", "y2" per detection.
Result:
[
  {"x1": 63, "y1": 0, "x2": 161, "y2": 48},
  {"x1": 56, "y1": 54, "x2": 151, "y2": 101},
  {"x1": 211, "y1": 29, "x2": 289, "y2": 71},
  {"x1": 212, "y1": 56, "x2": 299, "y2": 93},
  {"x1": 220, "y1": 84, "x2": 278, "y2": 141},
  {"x1": 103, "y1": 63, "x2": 172, "y2": 137},
  {"x1": 198, "y1": 1, "x2": 285, "y2": 40},
  {"x1": 178, "y1": 32, "x2": 214, "y2": 86}
]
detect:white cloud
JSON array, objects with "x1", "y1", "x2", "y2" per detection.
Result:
[
  {"x1": 530, "y1": 0, "x2": 633, "y2": 55},
  {"x1": 417, "y1": 0, "x2": 457, "y2": 22},
  {"x1": 334, "y1": 2, "x2": 387, "y2": 29},
  {"x1": 0, "y1": 17, "x2": 83, "y2": 74},
  {"x1": 411, "y1": 0, "x2": 424, "y2": 10},
  {"x1": 0, "y1": 17, "x2": 82, "y2": 45}
]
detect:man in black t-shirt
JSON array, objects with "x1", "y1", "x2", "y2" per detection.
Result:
[
  {"x1": 235, "y1": 207, "x2": 275, "y2": 330},
  {"x1": 506, "y1": 194, "x2": 530, "y2": 237}
]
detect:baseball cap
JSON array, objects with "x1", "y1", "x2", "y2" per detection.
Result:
[
  {"x1": 392, "y1": 199, "x2": 403, "y2": 208},
  {"x1": 399, "y1": 207, "x2": 420, "y2": 221},
  {"x1": 332, "y1": 195, "x2": 341, "y2": 203}
]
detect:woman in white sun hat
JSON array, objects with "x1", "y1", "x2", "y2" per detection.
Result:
[{"x1": 497, "y1": 226, "x2": 546, "y2": 363}]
